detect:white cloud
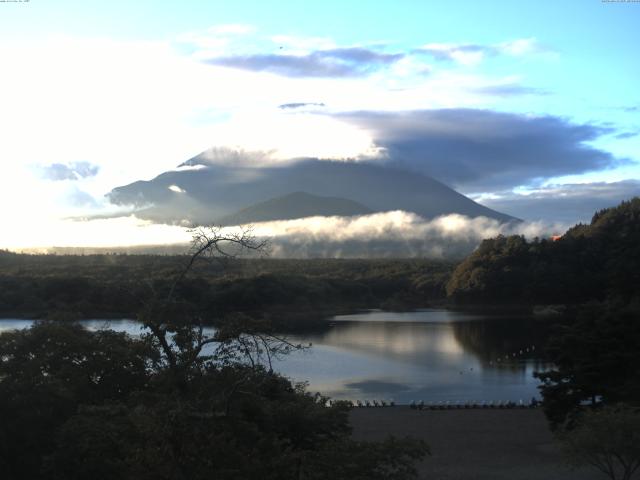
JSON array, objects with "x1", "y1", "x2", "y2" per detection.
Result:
[
  {"x1": 498, "y1": 37, "x2": 545, "y2": 56},
  {"x1": 499, "y1": 38, "x2": 533, "y2": 56},
  {"x1": 2, "y1": 210, "x2": 568, "y2": 256},
  {"x1": 251, "y1": 210, "x2": 564, "y2": 242},
  {"x1": 2, "y1": 216, "x2": 191, "y2": 251},
  {"x1": 207, "y1": 112, "x2": 381, "y2": 160},
  {"x1": 246, "y1": 211, "x2": 568, "y2": 258}
]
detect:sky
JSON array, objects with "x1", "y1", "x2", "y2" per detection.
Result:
[{"x1": 0, "y1": 0, "x2": 639, "y2": 250}]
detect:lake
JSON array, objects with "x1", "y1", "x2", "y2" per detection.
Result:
[{"x1": 0, "y1": 309, "x2": 551, "y2": 404}]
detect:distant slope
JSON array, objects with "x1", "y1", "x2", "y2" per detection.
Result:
[
  {"x1": 108, "y1": 149, "x2": 518, "y2": 225},
  {"x1": 217, "y1": 192, "x2": 373, "y2": 226}
]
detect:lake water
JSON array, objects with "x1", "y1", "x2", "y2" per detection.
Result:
[{"x1": 0, "y1": 309, "x2": 551, "y2": 404}]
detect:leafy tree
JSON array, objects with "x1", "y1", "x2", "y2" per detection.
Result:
[{"x1": 0, "y1": 322, "x2": 152, "y2": 480}]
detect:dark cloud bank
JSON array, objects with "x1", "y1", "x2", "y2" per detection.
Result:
[{"x1": 339, "y1": 109, "x2": 625, "y2": 191}]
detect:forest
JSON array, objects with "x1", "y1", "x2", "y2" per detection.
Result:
[
  {"x1": 0, "y1": 253, "x2": 453, "y2": 329},
  {"x1": 446, "y1": 198, "x2": 640, "y2": 306}
]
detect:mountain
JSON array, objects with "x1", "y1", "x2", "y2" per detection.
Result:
[
  {"x1": 107, "y1": 149, "x2": 517, "y2": 225},
  {"x1": 217, "y1": 192, "x2": 372, "y2": 225}
]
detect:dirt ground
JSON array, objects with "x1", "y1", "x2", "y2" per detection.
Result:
[{"x1": 349, "y1": 407, "x2": 602, "y2": 480}]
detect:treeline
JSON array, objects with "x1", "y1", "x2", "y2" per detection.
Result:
[
  {"x1": 0, "y1": 255, "x2": 453, "y2": 328},
  {"x1": 446, "y1": 198, "x2": 640, "y2": 306}
]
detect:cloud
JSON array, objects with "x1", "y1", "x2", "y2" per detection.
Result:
[
  {"x1": 5, "y1": 209, "x2": 566, "y2": 257},
  {"x1": 41, "y1": 161, "x2": 100, "y2": 181},
  {"x1": 471, "y1": 83, "x2": 549, "y2": 97},
  {"x1": 1, "y1": 216, "x2": 192, "y2": 251},
  {"x1": 497, "y1": 38, "x2": 548, "y2": 56},
  {"x1": 339, "y1": 109, "x2": 624, "y2": 190},
  {"x1": 245, "y1": 210, "x2": 566, "y2": 258},
  {"x1": 417, "y1": 38, "x2": 552, "y2": 66},
  {"x1": 205, "y1": 47, "x2": 405, "y2": 77},
  {"x1": 417, "y1": 43, "x2": 490, "y2": 66},
  {"x1": 41, "y1": 164, "x2": 80, "y2": 181},
  {"x1": 615, "y1": 131, "x2": 639, "y2": 140},
  {"x1": 474, "y1": 181, "x2": 640, "y2": 223},
  {"x1": 278, "y1": 102, "x2": 326, "y2": 109}
]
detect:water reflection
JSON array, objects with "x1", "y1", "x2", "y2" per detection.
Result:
[
  {"x1": 0, "y1": 311, "x2": 551, "y2": 403},
  {"x1": 277, "y1": 310, "x2": 551, "y2": 403}
]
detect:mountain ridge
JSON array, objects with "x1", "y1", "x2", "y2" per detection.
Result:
[{"x1": 108, "y1": 150, "x2": 518, "y2": 225}]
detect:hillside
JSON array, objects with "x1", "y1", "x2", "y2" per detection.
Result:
[{"x1": 446, "y1": 197, "x2": 640, "y2": 305}]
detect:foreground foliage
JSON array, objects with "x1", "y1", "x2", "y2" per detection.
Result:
[{"x1": 0, "y1": 322, "x2": 427, "y2": 480}]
